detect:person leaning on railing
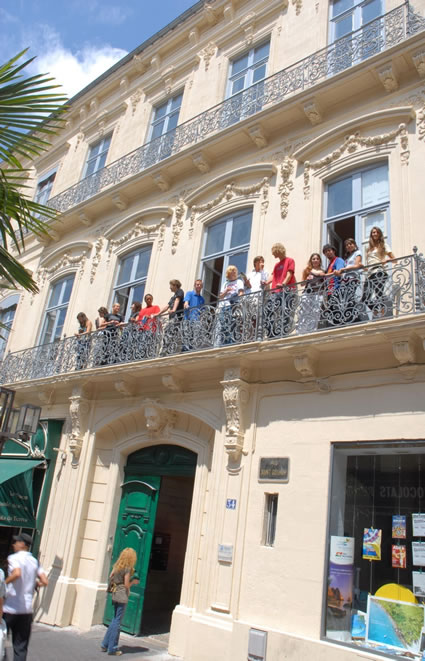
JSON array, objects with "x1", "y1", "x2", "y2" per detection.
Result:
[
  {"x1": 335, "y1": 238, "x2": 363, "y2": 324},
  {"x1": 296, "y1": 253, "x2": 326, "y2": 335},
  {"x1": 152, "y1": 280, "x2": 185, "y2": 354},
  {"x1": 264, "y1": 243, "x2": 296, "y2": 337},
  {"x1": 218, "y1": 265, "x2": 245, "y2": 345},
  {"x1": 362, "y1": 226, "x2": 395, "y2": 317},
  {"x1": 74, "y1": 312, "x2": 93, "y2": 369}
]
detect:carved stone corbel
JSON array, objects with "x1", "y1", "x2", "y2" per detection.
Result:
[
  {"x1": 68, "y1": 387, "x2": 90, "y2": 463},
  {"x1": 240, "y1": 12, "x2": 256, "y2": 47},
  {"x1": 133, "y1": 54, "x2": 147, "y2": 74},
  {"x1": 151, "y1": 171, "x2": 170, "y2": 191},
  {"x1": 204, "y1": 2, "x2": 218, "y2": 25},
  {"x1": 220, "y1": 367, "x2": 250, "y2": 461},
  {"x1": 142, "y1": 399, "x2": 176, "y2": 437},
  {"x1": 223, "y1": 2, "x2": 235, "y2": 21},
  {"x1": 189, "y1": 27, "x2": 199, "y2": 47},
  {"x1": 36, "y1": 229, "x2": 60, "y2": 246},
  {"x1": 392, "y1": 339, "x2": 416, "y2": 365},
  {"x1": 78, "y1": 211, "x2": 93, "y2": 226},
  {"x1": 162, "y1": 373, "x2": 184, "y2": 392},
  {"x1": 246, "y1": 123, "x2": 268, "y2": 148},
  {"x1": 192, "y1": 151, "x2": 211, "y2": 173},
  {"x1": 303, "y1": 99, "x2": 323, "y2": 125},
  {"x1": 291, "y1": 350, "x2": 318, "y2": 378},
  {"x1": 412, "y1": 49, "x2": 425, "y2": 78},
  {"x1": 377, "y1": 64, "x2": 399, "y2": 93},
  {"x1": 111, "y1": 193, "x2": 128, "y2": 210},
  {"x1": 115, "y1": 378, "x2": 136, "y2": 397}
]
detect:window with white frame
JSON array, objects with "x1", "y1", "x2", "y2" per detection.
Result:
[
  {"x1": 323, "y1": 163, "x2": 389, "y2": 258},
  {"x1": 35, "y1": 170, "x2": 56, "y2": 206},
  {"x1": 0, "y1": 294, "x2": 19, "y2": 360},
  {"x1": 39, "y1": 274, "x2": 75, "y2": 344},
  {"x1": 113, "y1": 246, "x2": 152, "y2": 320},
  {"x1": 83, "y1": 134, "x2": 112, "y2": 178},
  {"x1": 201, "y1": 209, "x2": 252, "y2": 304},
  {"x1": 146, "y1": 92, "x2": 183, "y2": 164},
  {"x1": 330, "y1": 0, "x2": 383, "y2": 42}
]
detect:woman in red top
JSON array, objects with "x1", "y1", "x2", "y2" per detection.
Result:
[
  {"x1": 138, "y1": 294, "x2": 160, "y2": 330},
  {"x1": 265, "y1": 243, "x2": 297, "y2": 337},
  {"x1": 137, "y1": 294, "x2": 161, "y2": 358}
]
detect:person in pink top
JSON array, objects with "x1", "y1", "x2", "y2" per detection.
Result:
[{"x1": 265, "y1": 243, "x2": 297, "y2": 337}]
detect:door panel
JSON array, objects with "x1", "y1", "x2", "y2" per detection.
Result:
[{"x1": 104, "y1": 475, "x2": 161, "y2": 635}]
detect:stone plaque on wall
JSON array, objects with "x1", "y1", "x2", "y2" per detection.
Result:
[{"x1": 258, "y1": 457, "x2": 289, "y2": 483}]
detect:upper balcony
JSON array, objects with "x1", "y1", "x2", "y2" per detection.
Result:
[
  {"x1": 2, "y1": 251, "x2": 425, "y2": 389},
  {"x1": 46, "y1": 2, "x2": 425, "y2": 220}
]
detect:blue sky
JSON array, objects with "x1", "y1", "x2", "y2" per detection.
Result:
[{"x1": 0, "y1": 0, "x2": 199, "y2": 98}]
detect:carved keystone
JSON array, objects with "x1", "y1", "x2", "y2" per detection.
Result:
[
  {"x1": 141, "y1": 399, "x2": 176, "y2": 436},
  {"x1": 220, "y1": 367, "x2": 250, "y2": 461}
]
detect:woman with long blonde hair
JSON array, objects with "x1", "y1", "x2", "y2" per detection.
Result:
[
  {"x1": 101, "y1": 548, "x2": 139, "y2": 656},
  {"x1": 363, "y1": 226, "x2": 395, "y2": 314}
]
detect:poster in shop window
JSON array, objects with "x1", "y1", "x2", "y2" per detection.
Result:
[
  {"x1": 412, "y1": 572, "x2": 425, "y2": 598},
  {"x1": 366, "y1": 595, "x2": 424, "y2": 653},
  {"x1": 392, "y1": 515, "x2": 406, "y2": 539},
  {"x1": 392, "y1": 545, "x2": 406, "y2": 569},
  {"x1": 412, "y1": 514, "x2": 425, "y2": 537},
  {"x1": 412, "y1": 542, "x2": 425, "y2": 566},
  {"x1": 363, "y1": 528, "x2": 382, "y2": 561},
  {"x1": 327, "y1": 537, "x2": 354, "y2": 627}
]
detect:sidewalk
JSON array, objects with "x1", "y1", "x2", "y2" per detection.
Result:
[{"x1": 4, "y1": 622, "x2": 181, "y2": 661}]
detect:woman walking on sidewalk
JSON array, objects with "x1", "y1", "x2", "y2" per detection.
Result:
[{"x1": 102, "y1": 548, "x2": 139, "y2": 656}]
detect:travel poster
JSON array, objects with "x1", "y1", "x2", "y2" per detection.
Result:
[
  {"x1": 327, "y1": 537, "x2": 354, "y2": 628},
  {"x1": 363, "y1": 528, "x2": 382, "y2": 561},
  {"x1": 412, "y1": 542, "x2": 425, "y2": 567},
  {"x1": 392, "y1": 545, "x2": 406, "y2": 569},
  {"x1": 392, "y1": 515, "x2": 406, "y2": 539},
  {"x1": 413, "y1": 513, "x2": 425, "y2": 537},
  {"x1": 412, "y1": 571, "x2": 425, "y2": 598},
  {"x1": 366, "y1": 595, "x2": 424, "y2": 653}
]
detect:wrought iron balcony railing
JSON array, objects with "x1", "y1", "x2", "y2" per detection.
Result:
[
  {"x1": 2, "y1": 251, "x2": 425, "y2": 385},
  {"x1": 46, "y1": 2, "x2": 425, "y2": 215}
]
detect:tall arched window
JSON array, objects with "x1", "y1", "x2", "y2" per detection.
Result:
[
  {"x1": 40, "y1": 274, "x2": 75, "y2": 344},
  {"x1": 0, "y1": 294, "x2": 19, "y2": 360},
  {"x1": 201, "y1": 209, "x2": 252, "y2": 303},
  {"x1": 323, "y1": 162, "x2": 389, "y2": 257},
  {"x1": 113, "y1": 246, "x2": 152, "y2": 319}
]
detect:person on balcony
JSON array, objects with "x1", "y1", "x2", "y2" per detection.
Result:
[
  {"x1": 322, "y1": 244, "x2": 345, "y2": 326},
  {"x1": 296, "y1": 253, "x2": 326, "y2": 334},
  {"x1": 95, "y1": 306, "x2": 109, "y2": 330},
  {"x1": 152, "y1": 280, "x2": 185, "y2": 355},
  {"x1": 74, "y1": 312, "x2": 93, "y2": 369},
  {"x1": 137, "y1": 294, "x2": 161, "y2": 358},
  {"x1": 243, "y1": 255, "x2": 269, "y2": 294},
  {"x1": 264, "y1": 243, "x2": 296, "y2": 337},
  {"x1": 183, "y1": 279, "x2": 205, "y2": 351},
  {"x1": 362, "y1": 226, "x2": 395, "y2": 317},
  {"x1": 128, "y1": 301, "x2": 142, "y2": 323},
  {"x1": 218, "y1": 265, "x2": 245, "y2": 345},
  {"x1": 337, "y1": 238, "x2": 363, "y2": 324}
]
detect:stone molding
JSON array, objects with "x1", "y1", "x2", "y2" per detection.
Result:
[
  {"x1": 90, "y1": 238, "x2": 103, "y2": 283},
  {"x1": 68, "y1": 386, "x2": 90, "y2": 464},
  {"x1": 278, "y1": 157, "x2": 294, "y2": 220},
  {"x1": 141, "y1": 399, "x2": 176, "y2": 437},
  {"x1": 220, "y1": 367, "x2": 250, "y2": 461},
  {"x1": 197, "y1": 42, "x2": 217, "y2": 72}
]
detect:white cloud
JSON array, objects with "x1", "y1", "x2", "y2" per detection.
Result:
[
  {"x1": 98, "y1": 6, "x2": 131, "y2": 25},
  {"x1": 24, "y1": 24, "x2": 128, "y2": 98}
]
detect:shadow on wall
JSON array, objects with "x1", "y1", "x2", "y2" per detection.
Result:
[{"x1": 33, "y1": 554, "x2": 64, "y2": 620}]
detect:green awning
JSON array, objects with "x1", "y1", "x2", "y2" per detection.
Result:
[{"x1": 0, "y1": 459, "x2": 43, "y2": 528}]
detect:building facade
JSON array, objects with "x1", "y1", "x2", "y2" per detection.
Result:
[{"x1": 2, "y1": 0, "x2": 425, "y2": 659}]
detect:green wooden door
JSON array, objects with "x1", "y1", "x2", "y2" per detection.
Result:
[{"x1": 104, "y1": 475, "x2": 161, "y2": 635}]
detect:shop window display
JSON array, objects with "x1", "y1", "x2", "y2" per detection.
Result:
[{"x1": 326, "y1": 443, "x2": 425, "y2": 658}]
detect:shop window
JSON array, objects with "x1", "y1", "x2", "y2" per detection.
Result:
[
  {"x1": 329, "y1": 0, "x2": 383, "y2": 70},
  {"x1": 201, "y1": 209, "x2": 252, "y2": 304},
  {"x1": 0, "y1": 294, "x2": 19, "y2": 360},
  {"x1": 146, "y1": 92, "x2": 183, "y2": 163},
  {"x1": 113, "y1": 246, "x2": 152, "y2": 320},
  {"x1": 326, "y1": 442, "x2": 425, "y2": 657},
  {"x1": 39, "y1": 274, "x2": 75, "y2": 344},
  {"x1": 83, "y1": 134, "x2": 112, "y2": 178},
  {"x1": 262, "y1": 494, "x2": 278, "y2": 546},
  {"x1": 323, "y1": 162, "x2": 389, "y2": 258},
  {"x1": 223, "y1": 41, "x2": 270, "y2": 127}
]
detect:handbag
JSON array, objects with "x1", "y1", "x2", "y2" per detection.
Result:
[{"x1": 107, "y1": 575, "x2": 117, "y2": 594}]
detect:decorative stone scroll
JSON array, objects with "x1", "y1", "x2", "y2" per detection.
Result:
[
  {"x1": 90, "y1": 238, "x2": 103, "y2": 283},
  {"x1": 418, "y1": 101, "x2": 425, "y2": 141},
  {"x1": 292, "y1": 0, "x2": 302, "y2": 14},
  {"x1": 172, "y1": 199, "x2": 186, "y2": 254},
  {"x1": 37, "y1": 250, "x2": 88, "y2": 289},
  {"x1": 198, "y1": 42, "x2": 217, "y2": 72},
  {"x1": 220, "y1": 367, "x2": 250, "y2": 461},
  {"x1": 278, "y1": 157, "x2": 294, "y2": 220},
  {"x1": 189, "y1": 176, "x2": 270, "y2": 239},
  {"x1": 303, "y1": 123, "x2": 409, "y2": 197},
  {"x1": 107, "y1": 219, "x2": 166, "y2": 262},
  {"x1": 68, "y1": 386, "x2": 90, "y2": 463}
]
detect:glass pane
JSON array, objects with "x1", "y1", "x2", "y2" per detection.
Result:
[
  {"x1": 230, "y1": 213, "x2": 252, "y2": 249},
  {"x1": 232, "y1": 76, "x2": 245, "y2": 94},
  {"x1": 254, "y1": 42, "x2": 270, "y2": 63},
  {"x1": 202, "y1": 256, "x2": 224, "y2": 303},
  {"x1": 167, "y1": 111, "x2": 179, "y2": 132},
  {"x1": 41, "y1": 311, "x2": 55, "y2": 345},
  {"x1": 151, "y1": 120, "x2": 165, "y2": 140},
  {"x1": 170, "y1": 93, "x2": 183, "y2": 111},
  {"x1": 89, "y1": 141, "x2": 101, "y2": 158},
  {"x1": 48, "y1": 280, "x2": 63, "y2": 308},
  {"x1": 154, "y1": 101, "x2": 168, "y2": 120},
  {"x1": 97, "y1": 152, "x2": 108, "y2": 171},
  {"x1": 327, "y1": 176, "x2": 353, "y2": 217},
  {"x1": 332, "y1": 0, "x2": 354, "y2": 18},
  {"x1": 115, "y1": 287, "x2": 129, "y2": 312},
  {"x1": 135, "y1": 248, "x2": 152, "y2": 279},
  {"x1": 362, "y1": 0, "x2": 381, "y2": 24},
  {"x1": 231, "y1": 53, "x2": 249, "y2": 76},
  {"x1": 334, "y1": 13, "x2": 353, "y2": 39},
  {"x1": 53, "y1": 308, "x2": 67, "y2": 341},
  {"x1": 229, "y1": 251, "x2": 248, "y2": 276},
  {"x1": 362, "y1": 165, "x2": 388, "y2": 207},
  {"x1": 252, "y1": 64, "x2": 266, "y2": 83},
  {"x1": 62, "y1": 275, "x2": 75, "y2": 304},
  {"x1": 85, "y1": 159, "x2": 97, "y2": 177},
  {"x1": 117, "y1": 254, "x2": 134, "y2": 285},
  {"x1": 205, "y1": 221, "x2": 226, "y2": 256},
  {"x1": 363, "y1": 210, "x2": 386, "y2": 242},
  {"x1": 131, "y1": 283, "x2": 145, "y2": 306}
]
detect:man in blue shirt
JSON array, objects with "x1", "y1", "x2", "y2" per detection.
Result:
[{"x1": 183, "y1": 280, "x2": 205, "y2": 350}]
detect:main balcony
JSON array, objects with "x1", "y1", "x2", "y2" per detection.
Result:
[
  {"x1": 47, "y1": 2, "x2": 425, "y2": 217},
  {"x1": 2, "y1": 252, "x2": 425, "y2": 386}
]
